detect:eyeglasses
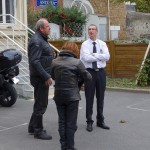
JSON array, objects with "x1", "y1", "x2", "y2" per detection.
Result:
[{"x1": 88, "y1": 28, "x2": 96, "y2": 31}]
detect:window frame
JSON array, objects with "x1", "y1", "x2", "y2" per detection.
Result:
[{"x1": 0, "y1": 0, "x2": 15, "y2": 24}]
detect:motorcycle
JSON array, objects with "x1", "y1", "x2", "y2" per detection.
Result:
[{"x1": 0, "y1": 49, "x2": 22, "y2": 107}]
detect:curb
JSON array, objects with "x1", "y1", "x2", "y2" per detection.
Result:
[
  {"x1": 106, "y1": 87, "x2": 150, "y2": 94},
  {"x1": 49, "y1": 86, "x2": 150, "y2": 95}
]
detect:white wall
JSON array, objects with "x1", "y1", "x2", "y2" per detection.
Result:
[{"x1": 15, "y1": 0, "x2": 27, "y2": 26}]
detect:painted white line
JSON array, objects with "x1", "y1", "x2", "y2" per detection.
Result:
[
  {"x1": 126, "y1": 100, "x2": 150, "y2": 112},
  {"x1": 0, "y1": 123, "x2": 28, "y2": 132},
  {"x1": 127, "y1": 100, "x2": 148, "y2": 107},
  {"x1": 0, "y1": 126, "x2": 7, "y2": 129},
  {"x1": 127, "y1": 106, "x2": 150, "y2": 112}
]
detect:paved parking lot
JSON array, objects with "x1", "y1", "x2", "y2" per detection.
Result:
[{"x1": 0, "y1": 90, "x2": 150, "y2": 150}]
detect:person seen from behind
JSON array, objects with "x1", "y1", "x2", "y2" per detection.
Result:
[{"x1": 51, "y1": 41, "x2": 92, "y2": 150}]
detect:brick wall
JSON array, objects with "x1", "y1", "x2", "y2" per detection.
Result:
[
  {"x1": 28, "y1": 0, "x2": 127, "y2": 39},
  {"x1": 91, "y1": 0, "x2": 127, "y2": 40},
  {"x1": 126, "y1": 12, "x2": 150, "y2": 40}
]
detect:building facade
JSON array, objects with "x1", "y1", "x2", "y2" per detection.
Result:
[
  {"x1": 0, "y1": 0, "x2": 27, "y2": 27},
  {"x1": 28, "y1": 0, "x2": 127, "y2": 40},
  {"x1": 0, "y1": 0, "x2": 28, "y2": 51},
  {"x1": 28, "y1": 0, "x2": 150, "y2": 40}
]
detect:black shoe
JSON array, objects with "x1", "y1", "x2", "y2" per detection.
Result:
[
  {"x1": 28, "y1": 128, "x2": 46, "y2": 135},
  {"x1": 34, "y1": 130, "x2": 52, "y2": 140},
  {"x1": 65, "y1": 147, "x2": 78, "y2": 150},
  {"x1": 28, "y1": 127, "x2": 34, "y2": 134},
  {"x1": 86, "y1": 123, "x2": 93, "y2": 132},
  {"x1": 97, "y1": 122, "x2": 110, "y2": 130}
]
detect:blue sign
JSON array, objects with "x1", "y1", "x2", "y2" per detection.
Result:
[
  {"x1": 52, "y1": 0, "x2": 58, "y2": 6},
  {"x1": 36, "y1": 0, "x2": 58, "y2": 6},
  {"x1": 36, "y1": 0, "x2": 51, "y2": 6}
]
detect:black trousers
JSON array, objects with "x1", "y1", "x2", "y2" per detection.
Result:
[
  {"x1": 84, "y1": 68, "x2": 106, "y2": 124},
  {"x1": 28, "y1": 77, "x2": 49, "y2": 132},
  {"x1": 55, "y1": 100, "x2": 79, "y2": 150}
]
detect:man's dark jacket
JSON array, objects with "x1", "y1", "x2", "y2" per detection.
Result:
[
  {"x1": 28, "y1": 31, "x2": 53, "y2": 81},
  {"x1": 51, "y1": 50, "x2": 92, "y2": 103}
]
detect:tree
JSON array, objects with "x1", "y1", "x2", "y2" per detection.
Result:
[{"x1": 111, "y1": 0, "x2": 150, "y2": 13}]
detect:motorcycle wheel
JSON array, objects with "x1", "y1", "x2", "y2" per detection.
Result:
[{"x1": 0, "y1": 81, "x2": 17, "y2": 107}]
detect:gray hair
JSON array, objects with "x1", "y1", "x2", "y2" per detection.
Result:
[
  {"x1": 36, "y1": 18, "x2": 48, "y2": 31},
  {"x1": 88, "y1": 24, "x2": 98, "y2": 31}
]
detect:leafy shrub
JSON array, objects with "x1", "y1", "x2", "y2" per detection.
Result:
[
  {"x1": 27, "y1": 7, "x2": 40, "y2": 31},
  {"x1": 40, "y1": 4, "x2": 87, "y2": 25},
  {"x1": 137, "y1": 58, "x2": 150, "y2": 86},
  {"x1": 27, "y1": 4, "x2": 87, "y2": 37},
  {"x1": 114, "y1": 38, "x2": 150, "y2": 44},
  {"x1": 111, "y1": 0, "x2": 150, "y2": 13}
]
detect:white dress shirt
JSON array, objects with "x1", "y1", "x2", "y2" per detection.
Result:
[{"x1": 80, "y1": 39, "x2": 110, "y2": 69}]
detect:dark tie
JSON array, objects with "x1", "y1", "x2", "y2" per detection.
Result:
[{"x1": 92, "y1": 42, "x2": 97, "y2": 69}]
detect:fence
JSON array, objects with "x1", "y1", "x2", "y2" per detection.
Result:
[
  {"x1": 49, "y1": 23, "x2": 86, "y2": 41},
  {"x1": 49, "y1": 40, "x2": 148, "y2": 78}
]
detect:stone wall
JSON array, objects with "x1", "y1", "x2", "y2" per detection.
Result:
[
  {"x1": 126, "y1": 12, "x2": 150, "y2": 40},
  {"x1": 91, "y1": 0, "x2": 150, "y2": 40}
]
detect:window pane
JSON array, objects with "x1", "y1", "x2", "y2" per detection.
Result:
[
  {"x1": 6, "y1": 0, "x2": 14, "y2": 23},
  {"x1": 99, "y1": 24, "x2": 107, "y2": 41},
  {"x1": 0, "y1": 0, "x2": 2, "y2": 23}
]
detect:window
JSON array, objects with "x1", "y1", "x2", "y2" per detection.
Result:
[
  {"x1": 110, "y1": 26, "x2": 120, "y2": 40},
  {"x1": 99, "y1": 17, "x2": 107, "y2": 41},
  {"x1": 0, "y1": 0, "x2": 15, "y2": 24},
  {"x1": 99, "y1": 24, "x2": 107, "y2": 41}
]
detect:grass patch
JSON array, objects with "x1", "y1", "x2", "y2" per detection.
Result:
[{"x1": 106, "y1": 77, "x2": 140, "y2": 89}]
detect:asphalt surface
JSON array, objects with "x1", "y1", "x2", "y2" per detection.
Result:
[{"x1": 0, "y1": 89, "x2": 150, "y2": 150}]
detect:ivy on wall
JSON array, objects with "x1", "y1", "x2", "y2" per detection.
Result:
[{"x1": 111, "y1": 0, "x2": 150, "y2": 13}]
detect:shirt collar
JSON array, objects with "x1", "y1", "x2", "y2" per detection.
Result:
[{"x1": 89, "y1": 38, "x2": 97, "y2": 44}]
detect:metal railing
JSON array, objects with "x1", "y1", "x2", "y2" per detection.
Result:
[
  {"x1": 0, "y1": 14, "x2": 61, "y2": 97},
  {"x1": 0, "y1": 14, "x2": 60, "y2": 53}
]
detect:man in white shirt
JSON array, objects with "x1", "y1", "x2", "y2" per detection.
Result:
[{"x1": 80, "y1": 24, "x2": 110, "y2": 132}]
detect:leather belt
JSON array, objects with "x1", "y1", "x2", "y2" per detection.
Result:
[{"x1": 87, "y1": 68, "x2": 103, "y2": 72}]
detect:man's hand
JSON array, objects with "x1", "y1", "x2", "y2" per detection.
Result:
[{"x1": 45, "y1": 78, "x2": 52, "y2": 86}]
